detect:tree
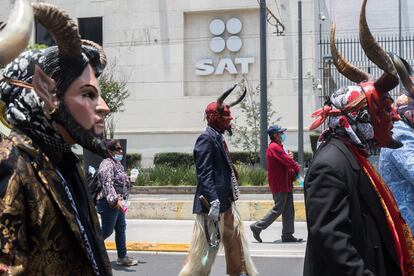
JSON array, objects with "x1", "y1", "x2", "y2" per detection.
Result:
[
  {"x1": 99, "y1": 61, "x2": 130, "y2": 138},
  {"x1": 228, "y1": 79, "x2": 281, "y2": 163}
]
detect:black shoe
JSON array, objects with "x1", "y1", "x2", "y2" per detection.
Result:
[
  {"x1": 250, "y1": 224, "x2": 262, "y2": 243},
  {"x1": 281, "y1": 235, "x2": 303, "y2": 243}
]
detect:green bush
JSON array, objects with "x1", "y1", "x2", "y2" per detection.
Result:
[
  {"x1": 136, "y1": 163, "x2": 267, "y2": 186},
  {"x1": 291, "y1": 151, "x2": 313, "y2": 166},
  {"x1": 137, "y1": 165, "x2": 197, "y2": 186},
  {"x1": 153, "y1": 152, "x2": 193, "y2": 167},
  {"x1": 235, "y1": 164, "x2": 267, "y2": 186},
  {"x1": 126, "y1": 153, "x2": 142, "y2": 170},
  {"x1": 230, "y1": 152, "x2": 260, "y2": 165}
]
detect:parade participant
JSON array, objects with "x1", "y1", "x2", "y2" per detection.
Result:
[
  {"x1": 379, "y1": 55, "x2": 414, "y2": 233},
  {"x1": 250, "y1": 125, "x2": 302, "y2": 243},
  {"x1": 179, "y1": 84, "x2": 257, "y2": 276},
  {"x1": 0, "y1": 2, "x2": 112, "y2": 275},
  {"x1": 96, "y1": 139, "x2": 138, "y2": 266},
  {"x1": 304, "y1": 1, "x2": 414, "y2": 275}
]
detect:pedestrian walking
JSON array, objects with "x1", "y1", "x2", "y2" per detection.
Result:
[
  {"x1": 179, "y1": 84, "x2": 257, "y2": 276},
  {"x1": 96, "y1": 139, "x2": 138, "y2": 266},
  {"x1": 250, "y1": 125, "x2": 303, "y2": 243}
]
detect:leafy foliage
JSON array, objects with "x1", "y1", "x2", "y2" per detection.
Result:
[
  {"x1": 228, "y1": 79, "x2": 281, "y2": 163},
  {"x1": 153, "y1": 152, "x2": 194, "y2": 168},
  {"x1": 99, "y1": 61, "x2": 130, "y2": 138}
]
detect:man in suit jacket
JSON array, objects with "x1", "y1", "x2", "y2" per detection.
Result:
[
  {"x1": 179, "y1": 85, "x2": 257, "y2": 276},
  {"x1": 0, "y1": 3, "x2": 112, "y2": 275},
  {"x1": 250, "y1": 125, "x2": 302, "y2": 243}
]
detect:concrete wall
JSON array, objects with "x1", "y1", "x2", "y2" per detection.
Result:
[{"x1": 2, "y1": 0, "x2": 410, "y2": 166}]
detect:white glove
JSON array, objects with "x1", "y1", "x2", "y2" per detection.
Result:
[{"x1": 207, "y1": 199, "x2": 220, "y2": 222}]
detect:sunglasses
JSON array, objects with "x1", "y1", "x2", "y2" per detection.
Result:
[{"x1": 114, "y1": 147, "x2": 123, "y2": 151}]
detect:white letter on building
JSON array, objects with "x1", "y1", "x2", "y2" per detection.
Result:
[
  {"x1": 195, "y1": 59, "x2": 215, "y2": 75},
  {"x1": 235, "y1": 57, "x2": 255, "y2": 74},
  {"x1": 215, "y1": 58, "x2": 237, "y2": 75}
]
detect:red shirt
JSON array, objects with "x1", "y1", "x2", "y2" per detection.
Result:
[{"x1": 266, "y1": 141, "x2": 300, "y2": 193}]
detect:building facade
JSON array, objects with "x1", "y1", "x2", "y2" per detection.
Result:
[{"x1": 1, "y1": 0, "x2": 412, "y2": 166}]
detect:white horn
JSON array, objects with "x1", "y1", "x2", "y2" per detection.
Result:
[{"x1": 0, "y1": 0, "x2": 33, "y2": 67}]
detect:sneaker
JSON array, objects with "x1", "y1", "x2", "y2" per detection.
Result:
[
  {"x1": 116, "y1": 255, "x2": 138, "y2": 266},
  {"x1": 281, "y1": 235, "x2": 303, "y2": 243},
  {"x1": 250, "y1": 224, "x2": 262, "y2": 243}
]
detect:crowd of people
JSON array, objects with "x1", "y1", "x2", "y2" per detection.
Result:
[{"x1": 1, "y1": 0, "x2": 414, "y2": 276}]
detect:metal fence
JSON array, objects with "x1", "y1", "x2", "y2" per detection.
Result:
[{"x1": 318, "y1": 33, "x2": 414, "y2": 106}]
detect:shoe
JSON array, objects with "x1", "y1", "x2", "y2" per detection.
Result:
[
  {"x1": 116, "y1": 255, "x2": 138, "y2": 266},
  {"x1": 250, "y1": 224, "x2": 262, "y2": 243},
  {"x1": 281, "y1": 235, "x2": 303, "y2": 243}
]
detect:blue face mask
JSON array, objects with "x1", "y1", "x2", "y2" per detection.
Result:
[
  {"x1": 113, "y1": 154, "x2": 123, "y2": 162},
  {"x1": 280, "y1": 133, "x2": 286, "y2": 143}
]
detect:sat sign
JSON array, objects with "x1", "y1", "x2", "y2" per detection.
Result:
[{"x1": 195, "y1": 18, "x2": 255, "y2": 76}]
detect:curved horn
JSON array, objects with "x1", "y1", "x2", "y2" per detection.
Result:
[
  {"x1": 217, "y1": 84, "x2": 237, "y2": 105},
  {"x1": 330, "y1": 22, "x2": 371, "y2": 83},
  {"x1": 0, "y1": 0, "x2": 33, "y2": 67},
  {"x1": 32, "y1": 3, "x2": 81, "y2": 59},
  {"x1": 359, "y1": 0, "x2": 397, "y2": 77},
  {"x1": 82, "y1": 39, "x2": 107, "y2": 67},
  {"x1": 388, "y1": 52, "x2": 414, "y2": 97},
  {"x1": 229, "y1": 86, "x2": 247, "y2": 107}
]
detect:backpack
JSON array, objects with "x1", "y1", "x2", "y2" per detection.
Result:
[{"x1": 86, "y1": 166, "x2": 102, "y2": 203}]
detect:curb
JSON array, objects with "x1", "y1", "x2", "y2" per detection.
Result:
[
  {"x1": 131, "y1": 186, "x2": 304, "y2": 194},
  {"x1": 126, "y1": 201, "x2": 306, "y2": 221},
  {"x1": 105, "y1": 241, "x2": 189, "y2": 252}
]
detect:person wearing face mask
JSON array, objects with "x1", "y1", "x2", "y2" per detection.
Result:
[
  {"x1": 0, "y1": 2, "x2": 112, "y2": 275},
  {"x1": 250, "y1": 125, "x2": 302, "y2": 243},
  {"x1": 96, "y1": 139, "x2": 137, "y2": 266}
]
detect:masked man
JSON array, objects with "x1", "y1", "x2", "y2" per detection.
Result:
[
  {"x1": 304, "y1": 2, "x2": 414, "y2": 275},
  {"x1": 0, "y1": 2, "x2": 112, "y2": 275},
  {"x1": 379, "y1": 55, "x2": 414, "y2": 233},
  {"x1": 179, "y1": 85, "x2": 257, "y2": 276}
]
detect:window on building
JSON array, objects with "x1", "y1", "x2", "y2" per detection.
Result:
[
  {"x1": 78, "y1": 17, "x2": 103, "y2": 45},
  {"x1": 35, "y1": 22, "x2": 55, "y2": 46}
]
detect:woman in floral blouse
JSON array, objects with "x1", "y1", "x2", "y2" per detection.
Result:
[{"x1": 96, "y1": 139, "x2": 138, "y2": 266}]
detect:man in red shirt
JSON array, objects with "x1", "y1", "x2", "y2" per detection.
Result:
[{"x1": 250, "y1": 125, "x2": 303, "y2": 243}]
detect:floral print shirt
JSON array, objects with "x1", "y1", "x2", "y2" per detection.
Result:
[
  {"x1": 379, "y1": 120, "x2": 414, "y2": 233},
  {"x1": 96, "y1": 158, "x2": 131, "y2": 206}
]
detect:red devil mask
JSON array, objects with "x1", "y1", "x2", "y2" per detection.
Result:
[{"x1": 205, "y1": 84, "x2": 246, "y2": 134}]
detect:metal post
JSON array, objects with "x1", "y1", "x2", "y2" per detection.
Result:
[
  {"x1": 399, "y1": 0, "x2": 402, "y2": 56},
  {"x1": 259, "y1": 0, "x2": 268, "y2": 169},
  {"x1": 298, "y1": 1, "x2": 304, "y2": 171}
]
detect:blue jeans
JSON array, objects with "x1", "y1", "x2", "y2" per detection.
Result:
[{"x1": 96, "y1": 198, "x2": 127, "y2": 258}]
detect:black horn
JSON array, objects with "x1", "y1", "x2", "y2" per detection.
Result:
[
  {"x1": 388, "y1": 53, "x2": 414, "y2": 97},
  {"x1": 228, "y1": 86, "x2": 247, "y2": 107},
  {"x1": 32, "y1": 3, "x2": 81, "y2": 59},
  {"x1": 359, "y1": 0, "x2": 397, "y2": 77},
  {"x1": 0, "y1": 0, "x2": 33, "y2": 67},
  {"x1": 330, "y1": 22, "x2": 371, "y2": 83},
  {"x1": 217, "y1": 84, "x2": 237, "y2": 105}
]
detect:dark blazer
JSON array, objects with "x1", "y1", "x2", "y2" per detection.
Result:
[
  {"x1": 192, "y1": 126, "x2": 233, "y2": 214},
  {"x1": 304, "y1": 137, "x2": 401, "y2": 276}
]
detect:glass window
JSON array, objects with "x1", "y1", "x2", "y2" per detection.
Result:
[
  {"x1": 78, "y1": 17, "x2": 103, "y2": 45},
  {"x1": 35, "y1": 22, "x2": 55, "y2": 46}
]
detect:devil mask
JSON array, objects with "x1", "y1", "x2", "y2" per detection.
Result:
[{"x1": 205, "y1": 84, "x2": 246, "y2": 134}]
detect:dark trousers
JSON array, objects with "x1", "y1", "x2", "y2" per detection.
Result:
[
  {"x1": 96, "y1": 198, "x2": 127, "y2": 258},
  {"x1": 253, "y1": 192, "x2": 295, "y2": 237}
]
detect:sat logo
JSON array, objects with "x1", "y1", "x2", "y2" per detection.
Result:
[{"x1": 195, "y1": 18, "x2": 255, "y2": 76}]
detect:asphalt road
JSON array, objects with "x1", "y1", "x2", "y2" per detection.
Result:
[{"x1": 108, "y1": 251, "x2": 304, "y2": 276}]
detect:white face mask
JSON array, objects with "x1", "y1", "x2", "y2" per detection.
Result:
[
  {"x1": 113, "y1": 154, "x2": 123, "y2": 162},
  {"x1": 280, "y1": 133, "x2": 286, "y2": 142}
]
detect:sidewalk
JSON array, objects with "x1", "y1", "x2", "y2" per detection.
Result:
[
  {"x1": 105, "y1": 219, "x2": 307, "y2": 256},
  {"x1": 126, "y1": 192, "x2": 306, "y2": 221}
]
